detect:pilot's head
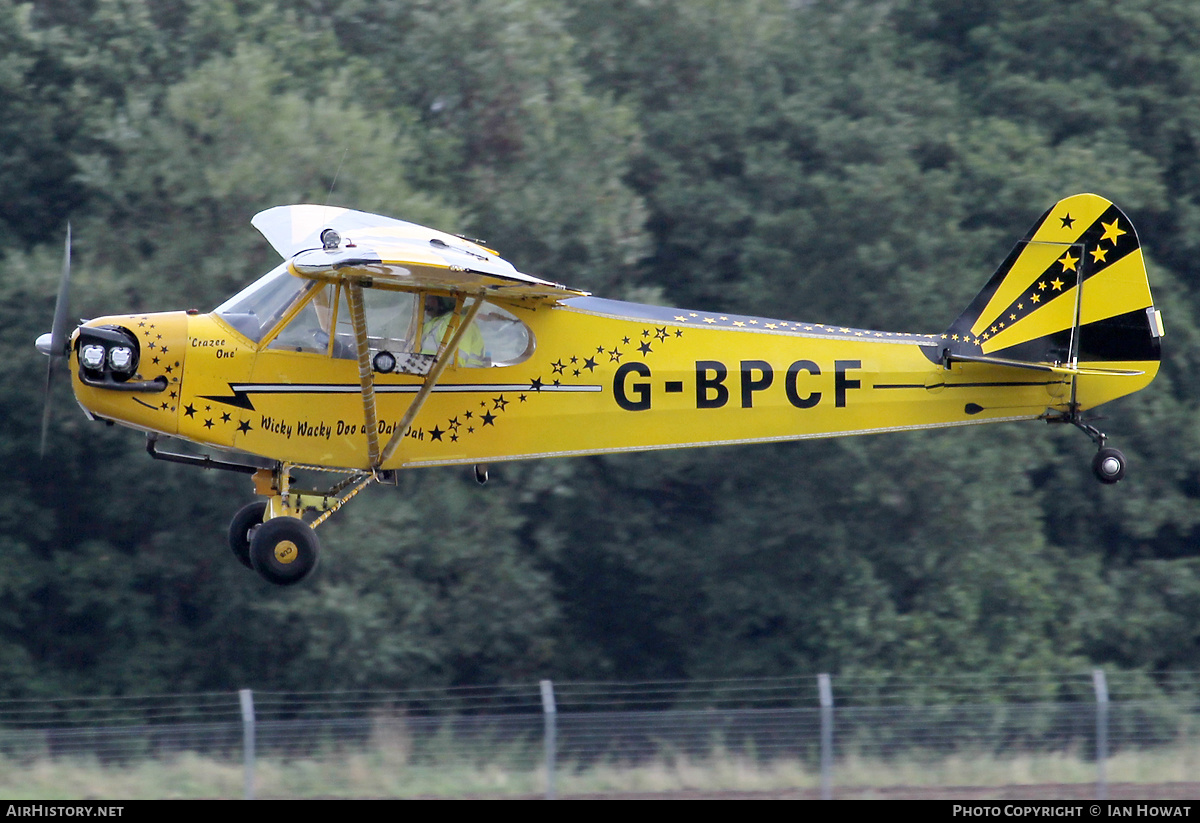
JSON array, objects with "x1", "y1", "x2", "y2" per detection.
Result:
[{"x1": 426, "y1": 295, "x2": 456, "y2": 316}]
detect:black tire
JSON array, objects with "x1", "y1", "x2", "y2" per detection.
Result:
[
  {"x1": 228, "y1": 501, "x2": 268, "y2": 570},
  {"x1": 1092, "y1": 447, "x2": 1126, "y2": 484},
  {"x1": 249, "y1": 516, "x2": 321, "y2": 586}
]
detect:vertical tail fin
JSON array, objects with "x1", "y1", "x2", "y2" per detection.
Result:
[{"x1": 938, "y1": 193, "x2": 1162, "y2": 409}]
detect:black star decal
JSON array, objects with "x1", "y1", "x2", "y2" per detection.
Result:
[
  {"x1": 221, "y1": 412, "x2": 231, "y2": 423},
  {"x1": 583, "y1": 356, "x2": 598, "y2": 372},
  {"x1": 675, "y1": 330, "x2": 683, "y2": 337},
  {"x1": 622, "y1": 336, "x2": 631, "y2": 344},
  {"x1": 465, "y1": 410, "x2": 473, "y2": 420},
  {"x1": 237, "y1": 420, "x2": 252, "y2": 434},
  {"x1": 551, "y1": 359, "x2": 566, "y2": 374},
  {"x1": 169, "y1": 390, "x2": 177, "y2": 399},
  {"x1": 467, "y1": 426, "x2": 475, "y2": 434},
  {"x1": 152, "y1": 356, "x2": 160, "y2": 365},
  {"x1": 642, "y1": 329, "x2": 650, "y2": 337},
  {"x1": 429, "y1": 426, "x2": 444, "y2": 441},
  {"x1": 449, "y1": 417, "x2": 460, "y2": 430},
  {"x1": 638, "y1": 341, "x2": 653, "y2": 356},
  {"x1": 450, "y1": 433, "x2": 458, "y2": 442},
  {"x1": 161, "y1": 346, "x2": 168, "y2": 354},
  {"x1": 481, "y1": 411, "x2": 496, "y2": 426},
  {"x1": 570, "y1": 356, "x2": 578, "y2": 364},
  {"x1": 656, "y1": 327, "x2": 669, "y2": 341},
  {"x1": 608, "y1": 348, "x2": 622, "y2": 362},
  {"x1": 493, "y1": 395, "x2": 509, "y2": 411},
  {"x1": 530, "y1": 377, "x2": 544, "y2": 391},
  {"x1": 1060, "y1": 213, "x2": 1075, "y2": 229},
  {"x1": 596, "y1": 345, "x2": 605, "y2": 353},
  {"x1": 518, "y1": 394, "x2": 527, "y2": 402},
  {"x1": 184, "y1": 403, "x2": 196, "y2": 418},
  {"x1": 203, "y1": 418, "x2": 214, "y2": 429},
  {"x1": 160, "y1": 402, "x2": 169, "y2": 410},
  {"x1": 147, "y1": 341, "x2": 156, "y2": 350},
  {"x1": 573, "y1": 369, "x2": 580, "y2": 376}
]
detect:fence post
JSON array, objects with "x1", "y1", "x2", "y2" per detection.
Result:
[
  {"x1": 540, "y1": 679, "x2": 557, "y2": 800},
  {"x1": 818, "y1": 673, "x2": 833, "y2": 800},
  {"x1": 1093, "y1": 669, "x2": 1108, "y2": 801},
  {"x1": 239, "y1": 689, "x2": 256, "y2": 801}
]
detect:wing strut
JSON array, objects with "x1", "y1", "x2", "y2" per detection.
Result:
[
  {"x1": 345, "y1": 283, "x2": 382, "y2": 467},
  {"x1": 376, "y1": 294, "x2": 485, "y2": 469}
]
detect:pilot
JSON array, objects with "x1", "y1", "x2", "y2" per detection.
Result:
[{"x1": 420, "y1": 295, "x2": 487, "y2": 367}]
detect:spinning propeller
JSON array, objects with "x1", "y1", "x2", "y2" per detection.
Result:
[{"x1": 38, "y1": 224, "x2": 73, "y2": 457}]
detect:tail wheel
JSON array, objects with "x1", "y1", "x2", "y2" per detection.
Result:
[
  {"x1": 1092, "y1": 447, "x2": 1127, "y2": 485},
  {"x1": 228, "y1": 501, "x2": 268, "y2": 570},
  {"x1": 249, "y1": 517, "x2": 320, "y2": 586}
]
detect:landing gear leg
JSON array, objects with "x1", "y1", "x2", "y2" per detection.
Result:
[{"x1": 1049, "y1": 409, "x2": 1127, "y2": 485}]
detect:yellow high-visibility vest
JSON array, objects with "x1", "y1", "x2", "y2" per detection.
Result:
[{"x1": 420, "y1": 314, "x2": 487, "y2": 367}]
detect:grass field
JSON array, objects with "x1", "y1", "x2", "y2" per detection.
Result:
[{"x1": 4, "y1": 745, "x2": 1200, "y2": 799}]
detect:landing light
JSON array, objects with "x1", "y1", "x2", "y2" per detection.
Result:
[
  {"x1": 80, "y1": 344, "x2": 106, "y2": 371},
  {"x1": 108, "y1": 346, "x2": 135, "y2": 372},
  {"x1": 321, "y1": 228, "x2": 341, "y2": 250}
]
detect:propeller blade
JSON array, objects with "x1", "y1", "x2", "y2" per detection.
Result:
[{"x1": 40, "y1": 223, "x2": 72, "y2": 457}]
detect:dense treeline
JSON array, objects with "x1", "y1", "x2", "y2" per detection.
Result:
[{"x1": 4, "y1": 0, "x2": 1200, "y2": 697}]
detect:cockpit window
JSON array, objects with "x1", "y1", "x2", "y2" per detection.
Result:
[
  {"x1": 267, "y1": 284, "x2": 336, "y2": 354},
  {"x1": 214, "y1": 264, "x2": 316, "y2": 343},
  {"x1": 475, "y1": 302, "x2": 535, "y2": 366},
  {"x1": 219, "y1": 269, "x2": 536, "y2": 369}
]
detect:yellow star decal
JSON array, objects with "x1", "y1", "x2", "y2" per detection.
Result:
[
  {"x1": 674, "y1": 315, "x2": 688, "y2": 322},
  {"x1": 1050, "y1": 277, "x2": 1064, "y2": 290},
  {"x1": 703, "y1": 317, "x2": 716, "y2": 323},
  {"x1": 1100, "y1": 218, "x2": 1125, "y2": 245},
  {"x1": 1090, "y1": 246, "x2": 1108, "y2": 263},
  {"x1": 1038, "y1": 281, "x2": 1047, "y2": 290},
  {"x1": 1030, "y1": 293, "x2": 1041, "y2": 303},
  {"x1": 733, "y1": 321, "x2": 745, "y2": 327},
  {"x1": 1057, "y1": 251, "x2": 1078, "y2": 272}
]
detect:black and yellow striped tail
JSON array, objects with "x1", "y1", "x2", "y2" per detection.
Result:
[{"x1": 937, "y1": 193, "x2": 1162, "y2": 411}]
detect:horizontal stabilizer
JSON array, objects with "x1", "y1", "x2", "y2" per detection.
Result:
[{"x1": 943, "y1": 351, "x2": 1144, "y2": 377}]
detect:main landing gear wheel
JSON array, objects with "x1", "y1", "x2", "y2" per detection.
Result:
[
  {"x1": 1092, "y1": 447, "x2": 1127, "y2": 485},
  {"x1": 228, "y1": 501, "x2": 268, "y2": 570},
  {"x1": 249, "y1": 517, "x2": 321, "y2": 586}
]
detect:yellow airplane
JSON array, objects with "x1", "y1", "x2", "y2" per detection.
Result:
[{"x1": 37, "y1": 193, "x2": 1163, "y2": 585}]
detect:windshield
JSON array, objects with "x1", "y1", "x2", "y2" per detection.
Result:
[{"x1": 214, "y1": 263, "x2": 317, "y2": 343}]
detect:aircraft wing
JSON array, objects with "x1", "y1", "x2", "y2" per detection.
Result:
[{"x1": 252, "y1": 204, "x2": 587, "y2": 301}]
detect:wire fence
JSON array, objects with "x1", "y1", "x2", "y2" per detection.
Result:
[{"x1": 2, "y1": 671, "x2": 1199, "y2": 798}]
